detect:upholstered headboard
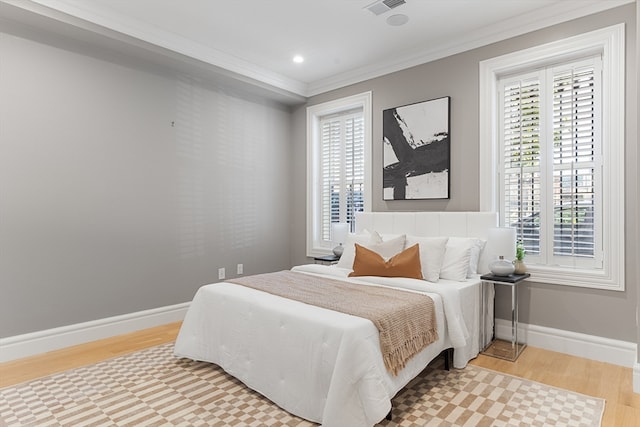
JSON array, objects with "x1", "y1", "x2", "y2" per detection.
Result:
[{"x1": 355, "y1": 211, "x2": 498, "y2": 274}]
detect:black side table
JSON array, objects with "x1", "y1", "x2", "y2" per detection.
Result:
[{"x1": 480, "y1": 272, "x2": 530, "y2": 361}]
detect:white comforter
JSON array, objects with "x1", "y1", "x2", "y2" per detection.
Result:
[{"x1": 174, "y1": 264, "x2": 482, "y2": 426}]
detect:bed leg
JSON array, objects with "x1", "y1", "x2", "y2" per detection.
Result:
[
  {"x1": 386, "y1": 409, "x2": 392, "y2": 421},
  {"x1": 444, "y1": 348, "x2": 453, "y2": 371}
]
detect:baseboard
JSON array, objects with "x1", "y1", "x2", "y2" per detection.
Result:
[
  {"x1": 0, "y1": 303, "x2": 190, "y2": 363},
  {"x1": 494, "y1": 319, "x2": 636, "y2": 368},
  {"x1": 1, "y1": 306, "x2": 635, "y2": 373}
]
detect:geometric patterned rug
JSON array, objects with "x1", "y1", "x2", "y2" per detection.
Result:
[{"x1": 0, "y1": 343, "x2": 604, "y2": 426}]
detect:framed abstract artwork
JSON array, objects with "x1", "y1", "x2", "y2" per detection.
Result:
[{"x1": 383, "y1": 96, "x2": 450, "y2": 200}]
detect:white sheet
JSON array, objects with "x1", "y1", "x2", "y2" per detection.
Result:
[{"x1": 174, "y1": 265, "x2": 482, "y2": 427}]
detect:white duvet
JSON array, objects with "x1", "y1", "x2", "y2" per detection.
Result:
[{"x1": 174, "y1": 264, "x2": 482, "y2": 426}]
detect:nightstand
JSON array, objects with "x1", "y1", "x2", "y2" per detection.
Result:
[
  {"x1": 480, "y1": 272, "x2": 530, "y2": 361},
  {"x1": 313, "y1": 254, "x2": 340, "y2": 265}
]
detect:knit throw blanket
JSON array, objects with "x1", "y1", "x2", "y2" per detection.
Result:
[{"x1": 227, "y1": 270, "x2": 438, "y2": 375}]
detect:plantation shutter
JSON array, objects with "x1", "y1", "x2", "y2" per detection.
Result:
[
  {"x1": 499, "y1": 55, "x2": 601, "y2": 269},
  {"x1": 500, "y1": 74, "x2": 542, "y2": 257},
  {"x1": 551, "y1": 58, "x2": 600, "y2": 264},
  {"x1": 345, "y1": 115, "x2": 365, "y2": 229},
  {"x1": 319, "y1": 109, "x2": 364, "y2": 244}
]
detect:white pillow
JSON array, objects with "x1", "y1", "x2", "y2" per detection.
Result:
[
  {"x1": 447, "y1": 237, "x2": 487, "y2": 277},
  {"x1": 405, "y1": 236, "x2": 448, "y2": 282},
  {"x1": 440, "y1": 239, "x2": 473, "y2": 281},
  {"x1": 336, "y1": 230, "x2": 381, "y2": 269},
  {"x1": 367, "y1": 234, "x2": 406, "y2": 260},
  {"x1": 336, "y1": 231, "x2": 406, "y2": 270}
]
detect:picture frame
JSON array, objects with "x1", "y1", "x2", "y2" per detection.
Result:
[{"x1": 383, "y1": 96, "x2": 450, "y2": 200}]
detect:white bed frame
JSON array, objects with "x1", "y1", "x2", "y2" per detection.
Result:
[{"x1": 176, "y1": 211, "x2": 500, "y2": 426}]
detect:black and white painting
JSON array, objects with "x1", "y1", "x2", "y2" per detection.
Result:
[{"x1": 383, "y1": 96, "x2": 450, "y2": 200}]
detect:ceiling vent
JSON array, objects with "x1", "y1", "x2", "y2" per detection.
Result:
[{"x1": 364, "y1": 0, "x2": 406, "y2": 16}]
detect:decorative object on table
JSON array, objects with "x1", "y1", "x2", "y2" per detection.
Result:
[
  {"x1": 514, "y1": 239, "x2": 527, "y2": 274},
  {"x1": 488, "y1": 227, "x2": 516, "y2": 276},
  {"x1": 331, "y1": 222, "x2": 349, "y2": 257},
  {"x1": 383, "y1": 96, "x2": 450, "y2": 200}
]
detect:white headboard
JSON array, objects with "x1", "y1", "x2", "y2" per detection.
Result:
[{"x1": 355, "y1": 211, "x2": 498, "y2": 274}]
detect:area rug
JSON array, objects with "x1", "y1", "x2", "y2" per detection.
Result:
[{"x1": 0, "y1": 343, "x2": 604, "y2": 426}]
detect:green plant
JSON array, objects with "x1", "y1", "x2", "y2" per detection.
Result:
[{"x1": 516, "y1": 240, "x2": 525, "y2": 261}]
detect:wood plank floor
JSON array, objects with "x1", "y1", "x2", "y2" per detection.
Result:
[
  {"x1": 0, "y1": 322, "x2": 181, "y2": 388},
  {"x1": 472, "y1": 346, "x2": 640, "y2": 426},
  {"x1": 1, "y1": 322, "x2": 638, "y2": 426}
]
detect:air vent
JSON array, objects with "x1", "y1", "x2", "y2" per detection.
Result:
[{"x1": 364, "y1": 0, "x2": 406, "y2": 16}]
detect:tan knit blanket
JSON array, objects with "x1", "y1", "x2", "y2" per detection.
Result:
[{"x1": 226, "y1": 270, "x2": 438, "y2": 375}]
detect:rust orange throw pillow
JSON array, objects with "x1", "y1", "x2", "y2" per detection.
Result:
[{"x1": 348, "y1": 243, "x2": 423, "y2": 279}]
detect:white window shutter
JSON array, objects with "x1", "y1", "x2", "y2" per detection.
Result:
[
  {"x1": 500, "y1": 75, "x2": 543, "y2": 259},
  {"x1": 498, "y1": 56, "x2": 601, "y2": 270},
  {"x1": 550, "y1": 59, "x2": 600, "y2": 266},
  {"x1": 319, "y1": 111, "x2": 364, "y2": 245}
]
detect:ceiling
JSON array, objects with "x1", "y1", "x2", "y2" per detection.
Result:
[{"x1": 1, "y1": 0, "x2": 632, "y2": 99}]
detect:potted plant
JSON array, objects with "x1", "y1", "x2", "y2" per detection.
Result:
[{"x1": 514, "y1": 240, "x2": 526, "y2": 274}]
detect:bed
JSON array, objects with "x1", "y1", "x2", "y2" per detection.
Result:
[{"x1": 174, "y1": 211, "x2": 498, "y2": 426}]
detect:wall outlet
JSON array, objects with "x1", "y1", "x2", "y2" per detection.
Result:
[
  {"x1": 218, "y1": 267, "x2": 225, "y2": 280},
  {"x1": 237, "y1": 263, "x2": 243, "y2": 275}
]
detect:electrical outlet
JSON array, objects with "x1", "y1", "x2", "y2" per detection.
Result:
[
  {"x1": 218, "y1": 267, "x2": 225, "y2": 280},
  {"x1": 237, "y1": 263, "x2": 243, "y2": 275}
]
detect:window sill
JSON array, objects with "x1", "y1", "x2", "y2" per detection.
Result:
[{"x1": 520, "y1": 264, "x2": 623, "y2": 291}]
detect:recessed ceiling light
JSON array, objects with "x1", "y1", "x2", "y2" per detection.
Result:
[
  {"x1": 293, "y1": 55, "x2": 304, "y2": 63},
  {"x1": 386, "y1": 13, "x2": 409, "y2": 26}
]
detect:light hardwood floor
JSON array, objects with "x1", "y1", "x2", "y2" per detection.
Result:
[{"x1": 1, "y1": 322, "x2": 638, "y2": 426}]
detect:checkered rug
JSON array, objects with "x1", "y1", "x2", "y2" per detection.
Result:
[{"x1": 0, "y1": 343, "x2": 604, "y2": 426}]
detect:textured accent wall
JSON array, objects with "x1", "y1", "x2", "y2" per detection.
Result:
[{"x1": 0, "y1": 32, "x2": 292, "y2": 337}]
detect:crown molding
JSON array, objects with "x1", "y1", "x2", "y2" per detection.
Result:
[
  {"x1": 3, "y1": 0, "x2": 633, "y2": 99},
  {"x1": 2, "y1": 0, "x2": 308, "y2": 98},
  {"x1": 306, "y1": 0, "x2": 634, "y2": 96}
]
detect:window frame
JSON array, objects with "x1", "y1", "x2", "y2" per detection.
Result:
[
  {"x1": 479, "y1": 24, "x2": 625, "y2": 291},
  {"x1": 306, "y1": 92, "x2": 372, "y2": 257}
]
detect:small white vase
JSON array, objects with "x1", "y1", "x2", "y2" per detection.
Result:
[
  {"x1": 489, "y1": 258, "x2": 515, "y2": 276},
  {"x1": 513, "y1": 259, "x2": 527, "y2": 274}
]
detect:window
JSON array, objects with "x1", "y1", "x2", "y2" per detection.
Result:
[
  {"x1": 479, "y1": 25, "x2": 624, "y2": 290},
  {"x1": 307, "y1": 92, "x2": 372, "y2": 256}
]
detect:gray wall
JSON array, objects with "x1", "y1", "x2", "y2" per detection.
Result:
[
  {"x1": 292, "y1": 4, "x2": 638, "y2": 343},
  {"x1": 636, "y1": 0, "x2": 640, "y2": 365},
  {"x1": 0, "y1": 31, "x2": 293, "y2": 337},
  {"x1": 1, "y1": 3, "x2": 637, "y2": 350}
]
